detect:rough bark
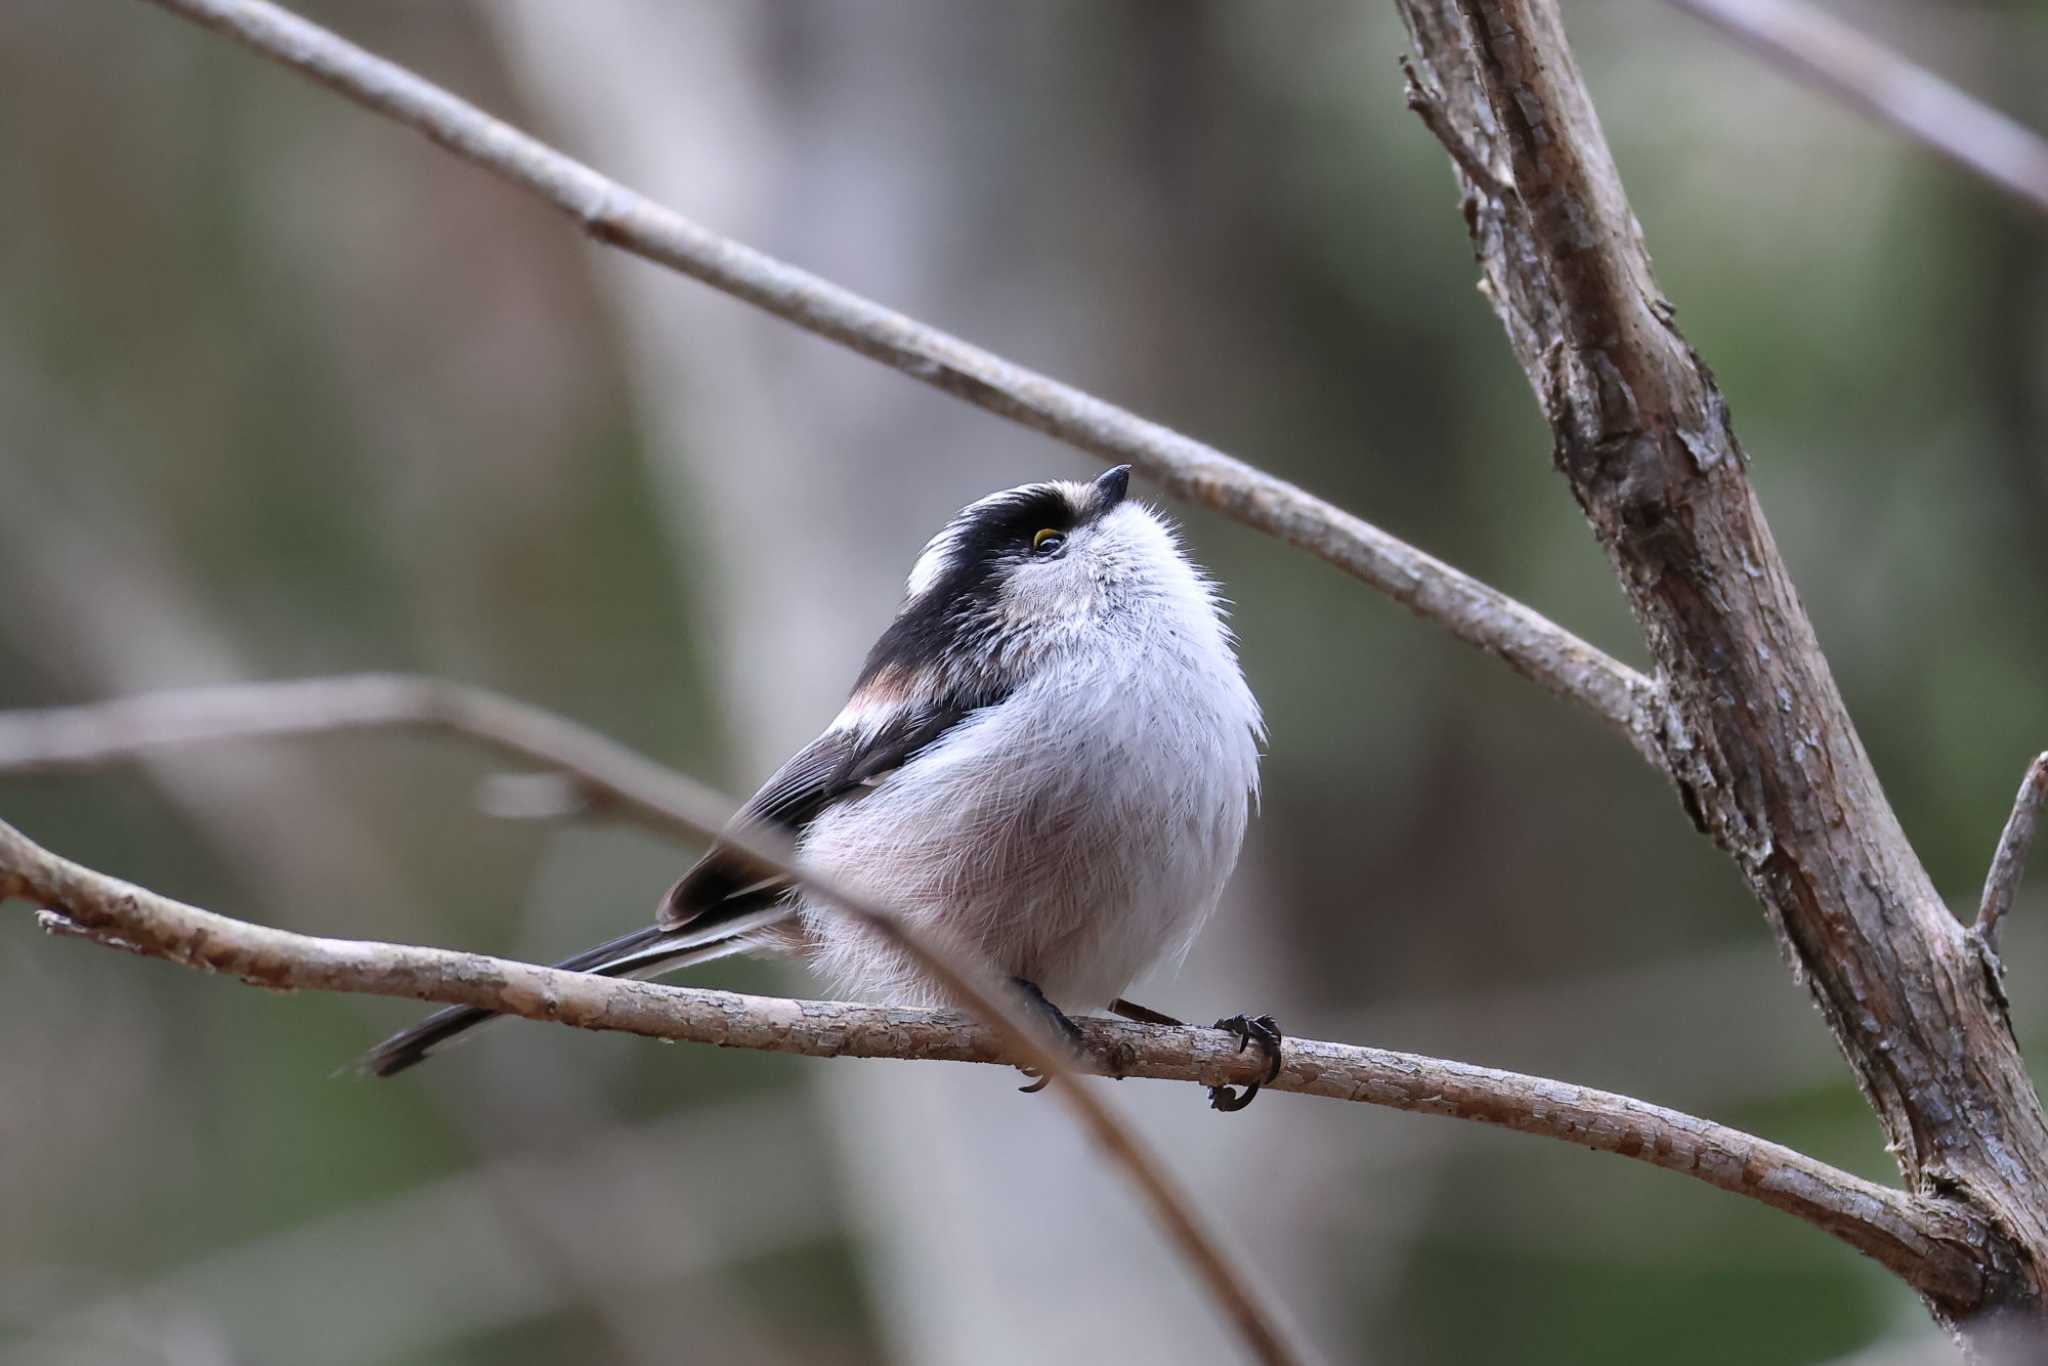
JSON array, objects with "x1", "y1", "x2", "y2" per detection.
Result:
[{"x1": 1398, "y1": 0, "x2": 2048, "y2": 1323}]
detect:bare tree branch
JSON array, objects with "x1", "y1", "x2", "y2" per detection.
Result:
[
  {"x1": 0, "y1": 815, "x2": 1989, "y2": 1307},
  {"x1": 132, "y1": 0, "x2": 1661, "y2": 765},
  {"x1": 0, "y1": 674, "x2": 722, "y2": 844},
  {"x1": 1397, "y1": 0, "x2": 2048, "y2": 1327},
  {"x1": 1667, "y1": 0, "x2": 2048, "y2": 219},
  {"x1": 0, "y1": 680, "x2": 1304, "y2": 1366},
  {"x1": 1978, "y1": 754, "x2": 2048, "y2": 958}
]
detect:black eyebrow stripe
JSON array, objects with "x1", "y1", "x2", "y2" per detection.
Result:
[
  {"x1": 857, "y1": 486, "x2": 1078, "y2": 690},
  {"x1": 968, "y1": 487, "x2": 1074, "y2": 537}
]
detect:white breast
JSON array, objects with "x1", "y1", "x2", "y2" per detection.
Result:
[{"x1": 795, "y1": 534, "x2": 1262, "y2": 1011}]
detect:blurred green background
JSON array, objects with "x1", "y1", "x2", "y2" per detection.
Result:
[{"x1": 2, "y1": 3, "x2": 2043, "y2": 1363}]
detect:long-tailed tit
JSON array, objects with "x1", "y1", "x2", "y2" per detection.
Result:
[{"x1": 362, "y1": 466, "x2": 1279, "y2": 1106}]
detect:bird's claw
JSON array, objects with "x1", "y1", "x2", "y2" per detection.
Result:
[
  {"x1": 1010, "y1": 977, "x2": 1086, "y2": 1096},
  {"x1": 1207, "y1": 1013, "x2": 1283, "y2": 1113}
]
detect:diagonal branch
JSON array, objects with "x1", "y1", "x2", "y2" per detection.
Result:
[
  {"x1": 0, "y1": 674, "x2": 728, "y2": 845},
  {"x1": 1398, "y1": 0, "x2": 2048, "y2": 1325},
  {"x1": 1977, "y1": 753, "x2": 2048, "y2": 958},
  {"x1": 1666, "y1": 0, "x2": 2048, "y2": 219},
  {"x1": 133, "y1": 0, "x2": 1661, "y2": 765},
  {"x1": 0, "y1": 682, "x2": 1303, "y2": 1366},
  {"x1": 0, "y1": 816, "x2": 1987, "y2": 1308}
]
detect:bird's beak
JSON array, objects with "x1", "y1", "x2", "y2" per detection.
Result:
[{"x1": 1093, "y1": 464, "x2": 1131, "y2": 513}]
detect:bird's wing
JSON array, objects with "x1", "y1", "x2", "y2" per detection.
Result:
[{"x1": 656, "y1": 697, "x2": 991, "y2": 931}]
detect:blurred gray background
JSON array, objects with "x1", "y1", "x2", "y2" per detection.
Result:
[{"x1": 2, "y1": 2, "x2": 2044, "y2": 1363}]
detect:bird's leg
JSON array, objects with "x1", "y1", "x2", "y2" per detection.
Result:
[
  {"x1": 1009, "y1": 977, "x2": 1087, "y2": 1094},
  {"x1": 1111, "y1": 998, "x2": 1284, "y2": 1113}
]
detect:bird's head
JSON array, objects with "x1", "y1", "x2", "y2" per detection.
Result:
[{"x1": 853, "y1": 466, "x2": 1213, "y2": 700}]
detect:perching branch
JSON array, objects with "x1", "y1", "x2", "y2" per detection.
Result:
[
  {"x1": 1666, "y1": 0, "x2": 2048, "y2": 219},
  {"x1": 0, "y1": 815, "x2": 1987, "y2": 1308},
  {"x1": 1978, "y1": 754, "x2": 2048, "y2": 958},
  {"x1": 0, "y1": 680, "x2": 1303, "y2": 1366},
  {"x1": 1398, "y1": 0, "x2": 2048, "y2": 1326},
  {"x1": 134, "y1": 0, "x2": 1661, "y2": 766}
]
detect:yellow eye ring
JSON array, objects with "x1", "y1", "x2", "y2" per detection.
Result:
[{"x1": 1031, "y1": 528, "x2": 1065, "y2": 555}]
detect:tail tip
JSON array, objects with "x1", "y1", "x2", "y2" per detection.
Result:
[{"x1": 344, "y1": 1033, "x2": 438, "y2": 1080}]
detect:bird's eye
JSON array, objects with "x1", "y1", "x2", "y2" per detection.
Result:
[{"x1": 1031, "y1": 528, "x2": 1065, "y2": 555}]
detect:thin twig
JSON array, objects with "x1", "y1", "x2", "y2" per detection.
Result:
[
  {"x1": 0, "y1": 681, "x2": 1305, "y2": 1366},
  {"x1": 1977, "y1": 753, "x2": 2048, "y2": 956},
  {"x1": 1401, "y1": 56, "x2": 1511, "y2": 200},
  {"x1": 0, "y1": 675, "x2": 722, "y2": 843},
  {"x1": 0, "y1": 817, "x2": 1984, "y2": 1308},
  {"x1": 133, "y1": 0, "x2": 1660, "y2": 765},
  {"x1": 1667, "y1": 0, "x2": 2048, "y2": 218}
]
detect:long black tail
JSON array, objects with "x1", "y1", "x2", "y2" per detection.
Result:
[{"x1": 356, "y1": 922, "x2": 759, "y2": 1078}]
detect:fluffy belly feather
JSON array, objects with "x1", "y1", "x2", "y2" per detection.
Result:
[{"x1": 795, "y1": 661, "x2": 1255, "y2": 1009}]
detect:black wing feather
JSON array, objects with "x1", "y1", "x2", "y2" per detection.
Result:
[
  {"x1": 361, "y1": 694, "x2": 999, "y2": 1079},
  {"x1": 657, "y1": 696, "x2": 992, "y2": 930}
]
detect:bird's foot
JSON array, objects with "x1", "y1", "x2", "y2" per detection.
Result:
[
  {"x1": 1110, "y1": 998, "x2": 1283, "y2": 1113},
  {"x1": 1010, "y1": 977, "x2": 1086, "y2": 1094},
  {"x1": 1207, "y1": 1013, "x2": 1284, "y2": 1113}
]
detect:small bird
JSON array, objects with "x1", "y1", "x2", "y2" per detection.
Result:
[{"x1": 362, "y1": 466, "x2": 1279, "y2": 1106}]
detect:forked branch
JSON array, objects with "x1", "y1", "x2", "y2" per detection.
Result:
[{"x1": 1398, "y1": 0, "x2": 2048, "y2": 1325}]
